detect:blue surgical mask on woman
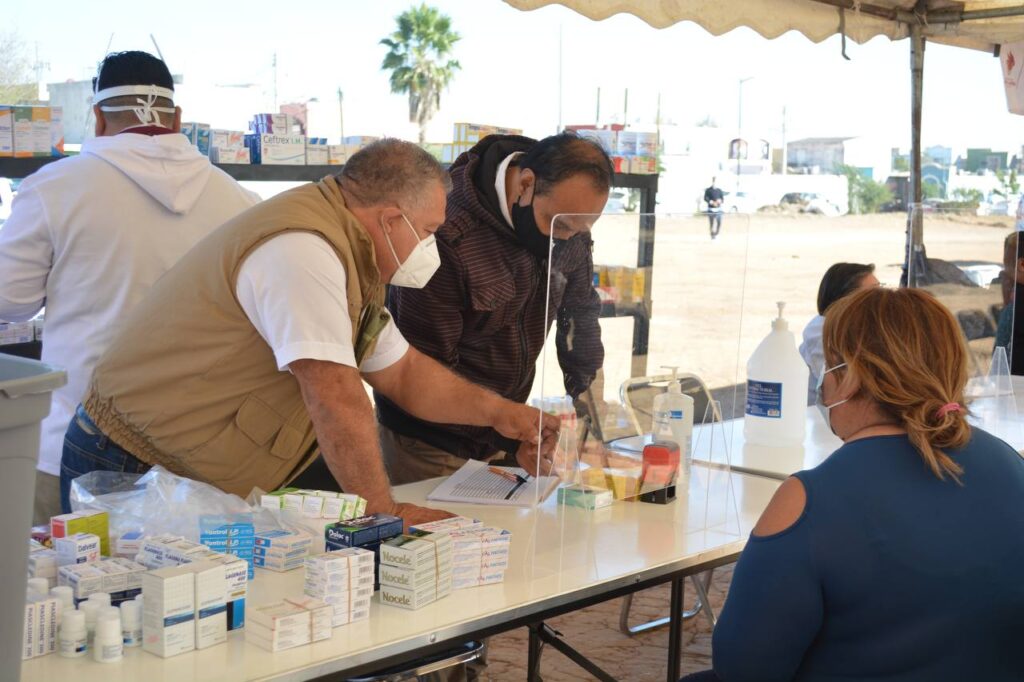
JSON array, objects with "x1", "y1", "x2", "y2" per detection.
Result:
[{"x1": 816, "y1": 362, "x2": 849, "y2": 434}]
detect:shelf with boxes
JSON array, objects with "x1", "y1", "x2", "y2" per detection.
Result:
[{"x1": 0, "y1": 151, "x2": 659, "y2": 371}]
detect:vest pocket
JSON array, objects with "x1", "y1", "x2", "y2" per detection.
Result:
[{"x1": 186, "y1": 395, "x2": 304, "y2": 489}]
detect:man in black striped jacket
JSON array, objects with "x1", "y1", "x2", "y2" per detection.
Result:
[{"x1": 376, "y1": 132, "x2": 611, "y2": 483}]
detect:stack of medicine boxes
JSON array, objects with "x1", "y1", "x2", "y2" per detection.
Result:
[
  {"x1": 303, "y1": 548, "x2": 374, "y2": 627},
  {"x1": 253, "y1": 529, "x2": 312, "y2": 572},
  {"x1": 324, "y1": 513, "x2": 403, "y2": 589},
  {"x1": 378, "y1": 529, "x2": 453, "y2": 610}
]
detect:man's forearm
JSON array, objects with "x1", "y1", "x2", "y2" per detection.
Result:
[
  {"x1": 380, "y1": 350, "x2": 504, "y2": 427},
  {"x1": 292, "y1": 360, "x2": 395, "y2": 512}
]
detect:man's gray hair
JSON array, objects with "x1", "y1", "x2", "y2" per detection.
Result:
[{"x1": 338, "y1": 138, "x2": 450, "y2": 208}]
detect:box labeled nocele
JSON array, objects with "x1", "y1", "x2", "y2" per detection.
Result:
[{"x1": 379, "y1": 583, "x2": 437, "y2": 610}]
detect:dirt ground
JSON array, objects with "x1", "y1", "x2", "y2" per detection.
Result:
[{"x1": 531, "y1": 211, "x2": 1015, "y2": 406}]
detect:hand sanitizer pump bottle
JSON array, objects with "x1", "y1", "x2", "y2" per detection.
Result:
[
  {"x1": 744, "y1": 302, "x2": 809, "y2": 447},
  {"x1": 652, "y1": 366, "x2": 696, "y2": 480}
]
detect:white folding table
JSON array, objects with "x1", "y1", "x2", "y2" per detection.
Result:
[{"x1": 21, "y1": 467, "x2": 779, "y2": 682}]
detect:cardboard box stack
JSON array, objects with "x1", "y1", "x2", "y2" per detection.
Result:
[
  {"x1": 253, "y1": 529, "x2": 312, "y2": 572},
  {"x1": 303, "y1": 548, "x2": 374, "y2": 627},
  {"x1": 0, "y1": 105, "x2": 63, "y2": 158},
  {"x1": 442, "y1": 122, "x2": 522, "y2": 163},
  {"x1": 209, "y1": 129, "x2": 250, "y2": 164},
  {"x1": 58, "y1": 557, "x2": 146, "y2": 604},
  {"x1": 51, "y1": 509, "x2": 110, "y2": 556},
  {"x1": 324, "y1": 512, "x2": 403, "y2": 587},
  {"x1": 199, "y1": 514, "x2": 256, "y2": 580},
  {"x1": 411, "y1": 517, "x2": 511, "y2": 589},
  {"x1": 261, "y1": 489, "x2": 367, "y2": 522},
  {"x1": 378, "y1": 529, "x2": 453, "y2": 610},
  {"x1": 573, "y1": 127, "x2": 658, "y2": 175}
]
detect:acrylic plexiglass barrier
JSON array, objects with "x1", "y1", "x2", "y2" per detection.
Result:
[
  {"x1": 535, "y1": 213, "x2": 751, "y2": 534},
  {"x1": 906, "y1": 204, "x2": 1024, "y2": 451}
]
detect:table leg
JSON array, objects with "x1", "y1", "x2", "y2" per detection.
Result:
[
  {"x1": 527, "y1": 623, "x2": 543, "y2": 682},
  {"x1": 667, "y1": 577, "x2": 685, "y2": 682}
]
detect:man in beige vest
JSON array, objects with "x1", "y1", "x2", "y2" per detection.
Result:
[{"x1": 60, "y1": 139, "x2": 558, "y2": 527}]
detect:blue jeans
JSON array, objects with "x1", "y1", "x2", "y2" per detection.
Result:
[{"x1": 60, "y1": 404, "x2": 150, "y2": 513}]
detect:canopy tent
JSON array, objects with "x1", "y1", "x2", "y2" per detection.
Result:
[{"x1": 504, "y1": 0, "x2": 1024, "y2": 282}]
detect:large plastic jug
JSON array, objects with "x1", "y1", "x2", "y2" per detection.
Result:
[{"x1": 744, "y1": 302, "x2": 809, "y2": 447}]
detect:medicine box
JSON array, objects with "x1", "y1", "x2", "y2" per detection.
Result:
[
  {"x1": 284, "y1": 596, "x2": 332, "y2": 641},
  {"x1": 192, "y1": 561, "x2": 227, "y2": 649},
  {"x1": 195, "y1": 123, "x2": 212, "y2": 156},
  {"x1": 379, "y1": 583, "x2": 436, "y2": 610},
  {"x1": 325, "y1": 514, "x2": 403, "y2": 549},
  {"x1": 51, "y1": 509, "x2": 110, "y2": 556},
  {"x1": 0, "y1": 106, "x2": 13, "y2": 157},
  {"x1": 115, "y1": 530, "x2": 145, "y2": 558},
  {"x1": 244, "y1": 621, "x2": 311, "y2": 652},
  {"x1": 258, "y1": 134, "x2": 306, "y2": 165},
  {"x1": 181, "y1": 121, "x2": 197, "y2": 144},
  {"x1": 12, "y1": 106, "x2": 33, "y2": 158},
  {"x1": 55, "y1": 533, "x2": 100, "y2": 566},
  {"x1": 50, "y1": 106, "x2": 64, "y2": 156},
  {"x1": 31, "y1": 107, "x2": 50, "y2": 158},
  {"x1": 204, "y1": 553, "x2": 248, "y2": 631},
  {"x1": 142, "y1": 564, "x2": 196, "y2": 658},
  {"x1": 247, "y1": 601, "x2": 310, "y2": 632},
  {"x1": 410, "y1": 517, "x2": 483, "y2": 534}
]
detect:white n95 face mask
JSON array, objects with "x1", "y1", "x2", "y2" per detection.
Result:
[
  {"x1": 384, "y1": 214, "x2": 441, "y2": 289},
  {"x1": 815, "y1": 362, "x2": 849, "y2": 434}
]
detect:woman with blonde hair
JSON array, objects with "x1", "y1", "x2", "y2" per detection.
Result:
[{"x1": 690, "y1": 287, "x2": 1024, "y2": 681}]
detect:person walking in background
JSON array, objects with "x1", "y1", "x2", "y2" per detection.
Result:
[{"x1": 704, "y1": 177, "x2": 724, "y2": 238}]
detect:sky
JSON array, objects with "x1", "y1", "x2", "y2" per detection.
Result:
[{"x1": 5, "y1": 0, "x2": 1022, "y2": 154}]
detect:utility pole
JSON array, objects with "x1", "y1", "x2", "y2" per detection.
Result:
[
  {"x1": 557, "y1": 25, "x2": 563, "y2": 134},
  {"x1": 781, "y1": 106, "x2": 787, "y2": 175},
  {"x1": 737, "y1": 77, "x2": 753, "y2": 194},
  {"x1": 337, "y1": 88, "x2": 345, "y2": 145},
  {"x1": 272, "y1": 51, "x2": 280, "y2": 111},
  {"x1": 623, "y1": 88, "x2": 629, "y2": 128},
  {"x1": 596, "y1": 87, "x2": 601, "y2": 125}
]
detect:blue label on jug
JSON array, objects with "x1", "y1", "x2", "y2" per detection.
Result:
[{"x1": 746, "y1": 380, "x2": 783, "y2": 418}]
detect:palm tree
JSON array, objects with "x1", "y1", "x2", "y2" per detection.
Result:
[{"x1": 380, "y1": 4, "x2": 461, "y2": 145}]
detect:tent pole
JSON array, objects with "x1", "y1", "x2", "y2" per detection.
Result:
[{"x1": 905, "y1": 17, "x2": 926, "y2": 286}]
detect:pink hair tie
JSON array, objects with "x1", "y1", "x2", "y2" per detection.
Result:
[{"x1": 937, "y1": 403, "x2": 961, "y2": 418}]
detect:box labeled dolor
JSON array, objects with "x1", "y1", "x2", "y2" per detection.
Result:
[{"x1": 326, "y1": 514, "x2": 403, "y2": 548}]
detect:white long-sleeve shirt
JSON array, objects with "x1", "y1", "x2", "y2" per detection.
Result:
[{"x1": 0, "y1": 131, "x2": 260, "y2": 476}]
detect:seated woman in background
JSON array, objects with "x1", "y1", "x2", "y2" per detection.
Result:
[
  {"x1": 799, "y1": 262, "x2": 878, "y2": 402},
  {"x1": 690, "y1": 287, "x2": 1024, "y2": 682}
]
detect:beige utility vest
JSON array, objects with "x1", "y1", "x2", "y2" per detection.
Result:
[{"x1": 83, "y1": 177, "x2": 390, "y2": 496}]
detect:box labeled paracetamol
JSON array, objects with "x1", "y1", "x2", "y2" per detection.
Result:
[
  {"x1": 0, "y1": 107, "x2": 13, "y2": 157},
  {"x1": 142, "y1": 564, "x2": 196, "y2": 658}
]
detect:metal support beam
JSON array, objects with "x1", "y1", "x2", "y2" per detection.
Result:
[{"x1": 905, "y1": 10, "x2": 927, "y2": 286}]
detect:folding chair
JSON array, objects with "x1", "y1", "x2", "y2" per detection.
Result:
[{"x1": 616, "y1": 371, "x2": 721, "y2": 635}]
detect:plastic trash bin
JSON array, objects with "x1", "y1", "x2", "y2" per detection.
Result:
[{"x1": 0, "y1": 354, "x2": 65, "y2": 678}]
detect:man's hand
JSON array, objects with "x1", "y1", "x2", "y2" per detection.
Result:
[
  {"x1": 384, "y1": 501, "x2": 455, "y2": 531},
  {"x1": 515, "y1": 437, "x2": 558, "y2": 477},
  {"x1": 493, "y1": 402, "x2": 560, "y2": 445}
]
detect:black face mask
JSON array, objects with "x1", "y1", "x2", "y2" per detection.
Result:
[{"x1": 511, "y1": 195, "x2": 552, "y2": 260}]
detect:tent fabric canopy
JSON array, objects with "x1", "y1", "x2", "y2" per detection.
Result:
[{"x1": 503, "y1": 1, "x2": 1024, "y2": 52}]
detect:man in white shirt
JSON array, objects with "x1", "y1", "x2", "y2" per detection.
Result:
[
  {"x1": 0, "y1": 51, "x2": 259, "y2": 524},
  {"x1": 61, "y1": 139, "x2": 560, "y2": 527}
]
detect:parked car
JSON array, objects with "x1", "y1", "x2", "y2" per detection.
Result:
[
  {"x1": 725, "y1": 190, "x2": 759, "y2": 214},
  {"x1": 780, "y1": 192, "x2": 842, "y2": 217},
  {"x1": 604, "y1": 189, "x2": 632, "y2": 213},
  {"x1": 952, "y1": 260, "x2": 1003, "y2": 289}
]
